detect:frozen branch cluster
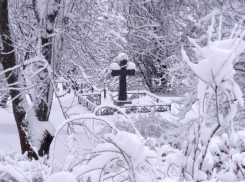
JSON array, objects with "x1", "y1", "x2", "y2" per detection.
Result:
[
  {"x1": 182, "y1": 18, "x2": 245, "y2": 115},
  {"x1": 180, "y1": 17, "x2": 245, "y2": 181}
]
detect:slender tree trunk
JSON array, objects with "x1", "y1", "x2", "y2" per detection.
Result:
[
  {"x1": 32, "y1": 0, "x2": 61, "y2": 156},
  {"x1": 32, "y1": 0, "x2": 61, "y2": 121}
]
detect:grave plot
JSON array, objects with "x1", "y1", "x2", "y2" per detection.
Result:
[
  {"x1": 77, "y1": 53, "x2": 173, "y2": 116},
  {"x1": 94, "y1": 90, "x2": 172, "y2": 116}
]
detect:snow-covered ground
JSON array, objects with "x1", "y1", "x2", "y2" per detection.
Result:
[
  {"x1": 0, "y1": 103, "x2": 20, "y2": 153},
  {"x1": 0, "y1": 93, "x2": 92, "y2": 158},
  {"x1": 0, "y1": 92, "x2": 182, "y2": 158}
]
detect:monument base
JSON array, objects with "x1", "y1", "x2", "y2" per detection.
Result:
[{"x1": 113, "y1": 99, "x2": 132, "y2": 106}]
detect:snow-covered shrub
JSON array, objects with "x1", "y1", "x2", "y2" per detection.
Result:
[
  {"x1": 0, "y1": 150, "x2": 50, "y2": 182},
  {"x1": 181, "y1": 17, "x2": 245, "y2": 181},
  {"x1": 71, "y1": 131, "x2": 164, "y2": 182},
  {"x1": 47, "y1": 112, "x2": 175, "y2": 182},
  {"x1": 0, "y1": 149, "x2": 78, "y2": 182},
  {"x1": 133, "y1": 112, "x2": 185, "y2": 149}
]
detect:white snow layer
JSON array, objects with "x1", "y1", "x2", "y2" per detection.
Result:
[
  {"x1": 127, "y1": 62, "x2": 136, "y2": 70},
  {"x1": 110, "y1": 62, "x2": 135, "y2": 70},
  {"x1": 47, "y1": 172, "x2": 77, "y2": 182},
  {"x1": 113, "y1": 53, "x2": 129, "y2": 62},
  {"x1": 110, "y1": 62, "x2": 120, "y2": 70}
]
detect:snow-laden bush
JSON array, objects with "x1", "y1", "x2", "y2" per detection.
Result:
[
  {"x1": 0, "y1": 150, "x2": 50, "y2": 182},
  {"x1": 107, "y1": 112, "x2": 182, "y2": 148},
  {"x1": 47, "y1": 110, "x2": 188, "y2": 182},
  {"x1": 70, "y1": 131, "x2": 163, "y2": 182},
  {"x1": 181, "y1": 16, "x2": 245, "y2": 181},
  {"x1": 0, "y1": 118, "x2": 171, "y2": 182},
  {"x1": 133, "y1": 112, "x2": 185, "y2": 148}
]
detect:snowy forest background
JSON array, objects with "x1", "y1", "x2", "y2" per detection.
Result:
[{"x1": 1, "y1": 0, "x2": 245, "y2": 182}]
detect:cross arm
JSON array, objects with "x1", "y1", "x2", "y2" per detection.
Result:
[
  {"x1": 111, "y1": 70, "x2": 121, "y2": 76},
  {"x1": 126, "y1": 69, "x2": 135, "y2": 76},
  {"x1": 111, "y1": 69, "x2": 135, "y2": 77}
]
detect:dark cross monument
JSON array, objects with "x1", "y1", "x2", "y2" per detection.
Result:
[{"x1": 110, "y1": 55, "x2": 135, "y2": 106}]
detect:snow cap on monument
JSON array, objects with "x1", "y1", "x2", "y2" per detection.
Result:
[
  {"x1": 113, "y1": 53, "x2": 129, "y2": 63},
  {"x1": 127, "y1": 62, "x2": 136, "y2": 70},
  {"x1": 111, "y1": 53, "x2": 136, "y2": 70},
  {"x1": 110, "y1": 63, "x2": 120, "y2": 70}
]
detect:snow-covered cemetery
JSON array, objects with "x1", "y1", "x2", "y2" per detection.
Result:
[{"x1": 2, "y1": 1, "x2": 245, "y2": 182}]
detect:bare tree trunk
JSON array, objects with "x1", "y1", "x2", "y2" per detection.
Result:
[{"x1": 0, "y1": 0, "x2": 38, "y2": 159}]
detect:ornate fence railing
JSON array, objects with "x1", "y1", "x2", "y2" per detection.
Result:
[
  {"x1": 77, "y1": 92, "x2": 101, "y2": 112},
  {"x1": 94, "y1": 104, "x2": 171, "y2": 116},
  {"x1": 76, "y1": 83, "x2": 100, "y2": 94},
  {"x1": 111, "y1": 90, "x2": 168, "y2": 104},
  {"x1": 122, "y1": 104, "x2": 171, "y2": 114},
  {"x1": 78, "y1": 89, "x2": 171, "y2": 115},
  {"x1": 94, "y1": 107, "x2": 117, "y2": 116},
  {"x1": 78, "y1": 92, "x2": 101, "y2": 105}
]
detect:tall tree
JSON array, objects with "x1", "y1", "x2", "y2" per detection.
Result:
[
  {"x1": 32, "y1": 0, "x2": 60, "y2": 121},
  {"x1": 0, "y1": 0, "x2": 62, "y2": 159},
  {"x1": 0, "y1": 0, "x2": 38, "y2": 159}
]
